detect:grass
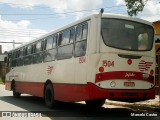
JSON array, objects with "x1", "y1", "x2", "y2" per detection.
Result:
[
  {"x1": 0, "y1": 77, "x2": 5, "y2": 84},
  {"x1": 0, "y1": 80, "x2": 3, "y2": 84}
]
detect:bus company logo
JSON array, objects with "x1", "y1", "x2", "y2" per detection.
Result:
[
  {"x1": 138, "y1": 60, "x2": 153, "y2": 72},
  {"x1": 125, "y1": 73, "x2": 135, "y2": 78},
  {"x1": 47, "y1": 66, "x2": 53, "y2": 75}
]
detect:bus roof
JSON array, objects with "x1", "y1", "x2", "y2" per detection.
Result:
[{"x1": 9, "y1": 13, "x2": 153, "y2": 52}]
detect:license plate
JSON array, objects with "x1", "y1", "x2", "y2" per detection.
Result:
[{"x1": 124, "y1": 82, "x2": 135, "y2": 87}]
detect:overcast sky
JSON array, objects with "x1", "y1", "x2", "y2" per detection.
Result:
[{"x1": 0, "y1": 0, "x2": 160, "y2": 52}]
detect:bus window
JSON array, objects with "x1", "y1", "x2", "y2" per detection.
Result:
[
  {"x1": 27, "y1": 45, "x2": 32, "y2": 55},
  {"x1": 19, "y1": 49, "x2": 23, "y2": 57},
  {"x1": 36, "y1": 41, "x2": 42, "y2": 53},
  {"x1": 138, "y1": 33, "x2": 149, "y2": 50},
  {"x1": 12, "y1": 51, "x2": 16, "y2": 59},
  {"x1": 8, "y1": 52, "x2": 12, "y2": 68},
  {"x1": 74, "y1": 23, "x2": 88, "y2": 57},
  {"x1": 33, "y1": 53, "x2": 43, "y2": 64},
  {"x1": 15, "y1": 50, "x2": 20, "y2": 58},
  {"x1": 23, "y1": 47, "x2": 26, "y2": 56},
  {"x1": 57, "y1": 45, "x2": 73, "y2": 60},
  {"x1": 76, "y1": 25, "x2": 82, "y2": 41},
  {"x1": 57, "y1": 29, "x2": 73, "y2": 60},
  {"x1": 74, "y1": 41, "x2": 87, "y2": 57},
  {"x1": 53, "y1": 35, "x2": 57, "y2": 48},
  {"x1": 70, "y1": 28, "x2": 75, "y2": 43},
  {"x1": 101, "y1": 18, "x2": 154, "y2": 51},
  {"x1": 82, "y1": 24, "x2": 88, "y2": 40},
  {"x1": 43, "y1": 49, "x2": 57, "y2": 62},
  {"x1": 61, "y1": 30, "x2": 70, "y2": 45},
  {"x1": 46, "y1": 36, "x2": 53, "y2": 50}
]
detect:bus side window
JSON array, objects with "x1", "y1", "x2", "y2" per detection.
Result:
[
  {"x1": 33, "y1": 41, "x2": 43, "y2": 64},
  {"x1": 57, "y1": 29, "x2": 74, "y2": 60},
  {"x1": 8, "y1": 52, "x2": 12, "y2": 68},
  {"x1": 23, "y1": 47, "x2": 26, "y2": 56},
  {"x1": 41, "y1": 40, "x2": 46, "y2": 51},
  {"x1": 58, "y1": 34, "x2": 62, "y2": 46},
  {"x1": 53, "y1": 35, "x2": 57, "y2": 48},
  {"x1": 74, "y1": 23, "x2": 88, "y2": 57},
  {"x1": 82, "y1": 24, "x2": 88, "y2": 40},
  {"x1": 18, "y1": 48, "x2": 23, "y2": 66},
  {"x1": 43, "y1": 35, "x2": 57, "y2": 62},
  {"x1": 11, "y1": 51, "x2": 17, "y2": 67},
  {"x1": 70, "y1": 28, "x2": 75, "y2": 43},
  {"x1": 24, "y1": 45, "x2": 32, "y2": 65},
  {"x1": 27, "y1": 45, "x2": 32, "y2": 55},
  {"x1": 36, "y1": 41, "x2": 42, "y2": 53},
  {"x1": 76, "y1": 25, "x2": 82, "y2": 41},
  {"x1": 46, "y1": 36, "x2": 53, "y2": 50}
]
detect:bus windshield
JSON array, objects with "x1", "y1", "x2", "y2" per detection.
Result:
[{"x1": 101, "y1": 18, "x2": 154, "y2": 51}]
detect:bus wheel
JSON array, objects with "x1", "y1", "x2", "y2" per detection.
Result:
[
  {"x1": 12, "y1": 83, "x2": 21, "y2": 98},
  {"x1": 85, "y1": 99, "x2": 105, "y2": 108},
  {"x1": 44, "y1": 84, "x2": 56, "y2": 108}
]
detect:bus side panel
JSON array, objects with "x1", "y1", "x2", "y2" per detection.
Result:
[
  {"x1": 74, "y1": 56, "x2": 87, "y2": 84},
  {"x1": 54, "y1": 83, "x2": 89, "y2": 102},
  {"x1": 5, "y1": 69, "x2": 15, "y2": 91},
  {"x1": 5, "y1": 80, "x2": 11, "y2": 91},
  {"x1": 15, "y1": 81, "x2": 44, "y2": 97},
  {"x1": 54, "y1": 58, "x2": 75, "y2": 84}
]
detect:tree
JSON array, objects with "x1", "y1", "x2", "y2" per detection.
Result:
[{"x1": 124, "y1": 0, "x2": 148, "y2": 16}]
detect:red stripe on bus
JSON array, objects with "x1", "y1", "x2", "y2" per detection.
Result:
[
  {"x1": 95, "y1": 71, "x2": 154, "y2": 84},
  {"x1": 15, "y1": 82, "x2": 44, "y2": 97},
  {"x1": 5, "y1": 81, "x2": 155, "y2": 102}
]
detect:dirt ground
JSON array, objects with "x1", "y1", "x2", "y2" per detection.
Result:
[{"x1": 106, "y1": 95, "x2": 160, "y2": 112}]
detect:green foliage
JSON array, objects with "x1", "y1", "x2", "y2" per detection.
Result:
[
  {"x1": 124, "y1": 0, "x2": 148, "y2": 16},
  {"x1": 1, "y1": 76, "x2": 5, "y2": 83}
]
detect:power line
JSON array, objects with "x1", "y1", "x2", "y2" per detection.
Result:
[
  {"x1": 0, "y1": 5, "x2": 126, "y2": 16},
  {"x1": 0, "y1": 8, "x2": 99, "y2": 16},
  {"x1": 0, "y1": 5, "x2": 126, "y2": 22},
  {"x1": 0, "y1": 30, "x2": 47, "y2": 35},
  {"x1": 2, "y1": 13, "x2": 80, "y2": 21},
  {"x1": 0, "y1": 41, "x2": 23, "y2": 44},
  {"x1": 0, "y1": 33, "x2": 39, "y2": 38}
]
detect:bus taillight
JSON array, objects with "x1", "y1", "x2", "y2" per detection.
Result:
[
  {"x1": 127, "y1": 59, "x2": 132, "y2": 65},
  {"x1": 97, "y1": 74, "x2": 103, "y2": 80},
  {"x1": 99, "y1": 67, "x2": 104, "y2": 73},
  {"x1": 150, "y1": 70, "x2": 154, "y2": 75}
]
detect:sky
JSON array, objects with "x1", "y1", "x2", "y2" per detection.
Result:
[{"x1": 0, "y1": 0, "x2": 160, "y2": 52}]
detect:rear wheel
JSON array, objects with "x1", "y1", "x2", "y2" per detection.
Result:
[
  {"x1": 85, "y1": 99, "x2": 105, "y2": 108},
  {"x1": 44, "y1": 84, "x2": 57, "y2": 108},
  {"x1": 12, "y1": 82, "x2": 21, "y2": 98}
]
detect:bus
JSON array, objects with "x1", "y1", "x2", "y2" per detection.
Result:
[{"x1": 5, "y1": 12, "x2": 155, "y2": 108}]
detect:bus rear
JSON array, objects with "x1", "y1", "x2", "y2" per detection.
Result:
[{"x1": 88, "y1": 15, "x2": 155, "y2": 102}]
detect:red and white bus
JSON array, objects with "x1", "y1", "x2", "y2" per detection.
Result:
[{"x1": 5, "y1": 12, "x2": 155, "y2": 108}]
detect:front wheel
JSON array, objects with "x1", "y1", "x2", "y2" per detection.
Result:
[
  {"x1": 12, "y1": 83, "x2": 21, "y2": 98},
  {"x1": 85, "y1": 99, "x2": 105, "y2": 108},
  {"x1": 44, "y1": 84, "x2": 57, "y2": 108}
]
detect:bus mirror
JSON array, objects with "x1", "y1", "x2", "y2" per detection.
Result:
[{"x1": 4, "y1": 57, "x2": 7, "y2": 63}]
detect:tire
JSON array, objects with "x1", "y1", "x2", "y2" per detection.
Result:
[
  {"x1": 85, "y1": 99, "x2": 105, "y2": 108},
  {"x1": 12, "y1": 83, "x2": 21, "y2": 98},
  {"x1": 44, "y1": 84, "x2": 56, "y2": 108}
]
